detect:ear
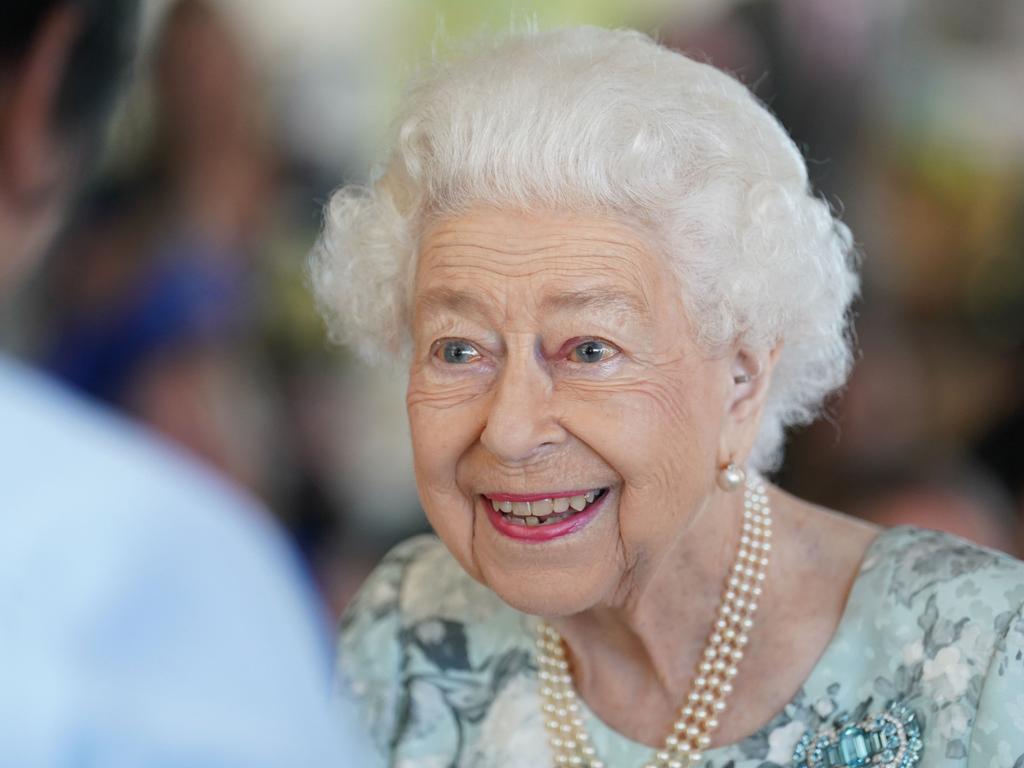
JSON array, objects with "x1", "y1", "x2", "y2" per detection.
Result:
[
  {"x1": 0, "y1": 6, "x2": 80, "y2": 211},
  {"x1": 717, "y1": 341, "x2": 783, "y2": 466}
]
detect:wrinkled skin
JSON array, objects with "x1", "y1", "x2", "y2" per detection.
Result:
[
  {"x1": 405, "y1": 207, "x2": 878, "y2": 747},
  {"x1": 408, "y1": 206, "x2": 762, "y2": 616}
]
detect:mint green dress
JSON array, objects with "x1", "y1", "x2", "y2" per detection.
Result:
[{"x1": 337, "y1": 527, "x2": 1024, "y2": 768}]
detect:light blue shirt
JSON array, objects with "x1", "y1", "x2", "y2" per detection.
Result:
[{"x1": 0, "y1": 354, "x2": 365, "y2": 767}]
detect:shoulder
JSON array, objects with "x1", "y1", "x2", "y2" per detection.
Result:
[
  {"x1": 863, "y1": 526, "x2": 1024, "y2": 616},
  {"x1": 0, "y1": 355, "x2": 254, "y2": 514},
  {"x1": 0, "y1": 359, "x2": 348, "y2": 764},
  {"x1": 0, "y1": 357, "x2": 321, "y2": 642},
  {"x1": 338, "y1": 536, "x2": 535, "y2": 762},
  {"x1": 851, "y1": 527, "x2": 1024, "y2": 762},
  {"x1": 0, "y1": 356, "x2": 287, "y2": 570},
  {"x1": 339, "y1": 533, "x2": 515, "y2": 657}
]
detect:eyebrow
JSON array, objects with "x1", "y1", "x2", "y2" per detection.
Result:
[
  {"x1": 414, "y1": 285, "x2": 652, "y2": 324},
  {"x1": 414, "y1": 287, "x2": 493, "y2": 322},
  {"x1": 539, "y1": 287, "x2": 651, "y2": 321}
]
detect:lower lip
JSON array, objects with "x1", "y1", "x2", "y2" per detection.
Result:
[{"x1": 483, "y1": 492, "x2": 607, "y2": 542}]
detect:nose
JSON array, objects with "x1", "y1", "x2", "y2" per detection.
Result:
[{"x1": 479, "y1": 351, "x2": 564, "y2": 464}]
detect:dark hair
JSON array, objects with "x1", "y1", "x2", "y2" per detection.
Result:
[{"x1": 1, "y1": 0, "x2": 138, "y2": 145}]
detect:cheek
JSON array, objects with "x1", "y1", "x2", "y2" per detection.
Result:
[
  {"x1": 561, "y1": 371, "x2": 722, "y2": 532},
  {"x1": 407, "y1": 369, "x2": 489, "y2": 480},
  {"x1": 407, "y1": 376, "x2": 488, "y2": 575}
]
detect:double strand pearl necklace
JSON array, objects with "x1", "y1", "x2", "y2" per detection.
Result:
[{"x1": 535, "y1": 475, "x2": 772, "y2": 768}]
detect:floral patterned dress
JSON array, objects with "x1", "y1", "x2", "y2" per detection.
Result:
[{"x1": 337, "y1": 527, "x2": 1024, "y2": 768}]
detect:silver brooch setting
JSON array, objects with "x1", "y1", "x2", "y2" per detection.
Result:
[{"x1": 792, "y1": 699, "x2": 924, "y2": 768}]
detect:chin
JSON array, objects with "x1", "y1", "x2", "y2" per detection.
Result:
[{"x1": 478, "y1": 561, "x2": 614, "y2": 618}]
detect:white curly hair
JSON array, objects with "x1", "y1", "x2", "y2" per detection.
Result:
[{"x1": 309, "y1": 26, "x2": 859, "y2": 471}]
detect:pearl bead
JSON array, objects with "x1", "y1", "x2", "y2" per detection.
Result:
[{"x1": 533, "y1": 480, "x2": 771, "y2": 768}]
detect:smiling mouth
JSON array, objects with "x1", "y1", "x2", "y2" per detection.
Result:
[{"x1": 485, "y1": 488, "x2": 609, "y2": 527}]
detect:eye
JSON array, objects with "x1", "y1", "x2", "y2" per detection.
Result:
[
  {"x1": 568, "y1": 339, "x2": 618, "y2": 364},
  {"x1": 436, "y1": 339, "x2": 482, "y2": 365}
]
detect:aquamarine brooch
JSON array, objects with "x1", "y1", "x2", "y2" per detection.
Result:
[{"x1": 792, "y1": 699, "x2": 924, "y2": 768}]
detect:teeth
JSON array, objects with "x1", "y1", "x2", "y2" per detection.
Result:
[
  {"x1": 489, "y1": 490, "x2": 605, "y2": 521},
  {"x1": 530, "y1": 498, "x2": 553, "y2": 516}
]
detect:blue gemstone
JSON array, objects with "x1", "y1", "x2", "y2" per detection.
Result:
[
  {"x1": 869, "y1": 732, "x2": 884, "y2": 752},
  {"x1": 827, "y1": 745, "x2": 843, "y2": 766},
  {"x1": 880, "y1": 749, "x2": 896, "y2": 763},
  {"x1": 839, "y1": 728, "x2": 872, "y2": 768},
  {"x1": 910, "y1": 738, "x2": 923, "y2": 752}
]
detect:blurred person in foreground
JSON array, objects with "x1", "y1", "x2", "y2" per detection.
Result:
[
  {"x1": 312, "y1": 28, "x2": 1024, "y2": 767},
  {"x1": 0, "y1": 1, "x2": 365, "y2": 764}
]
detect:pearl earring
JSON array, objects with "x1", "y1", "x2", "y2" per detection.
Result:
[{"x1": 717, "y1": 462, "x2": 746, "y2": 491}]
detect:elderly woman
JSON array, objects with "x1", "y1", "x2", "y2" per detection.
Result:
[{"x1": 312, "y1": 27, "x2": 1024, "y2": 768}]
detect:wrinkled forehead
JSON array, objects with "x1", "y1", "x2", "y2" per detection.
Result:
[{"x1": 412, "y1": 208, "x2": 675, "y2": 321}]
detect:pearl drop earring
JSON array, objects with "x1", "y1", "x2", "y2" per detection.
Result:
[{"x1": 717, "y1": 462, "x2": 746, "y2": 492}]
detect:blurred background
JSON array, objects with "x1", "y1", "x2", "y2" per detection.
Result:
[{"x1": 3, "y1": 0, "x2": 1022, "y2": 618}]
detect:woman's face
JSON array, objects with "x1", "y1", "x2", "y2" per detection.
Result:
[{"x1": 407, "y1": 208, "x2": 739, "y2": 616}]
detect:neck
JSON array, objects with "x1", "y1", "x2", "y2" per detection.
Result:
[{"x1": 550, "y1": 483, "x2": 749, "y2": 722}]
